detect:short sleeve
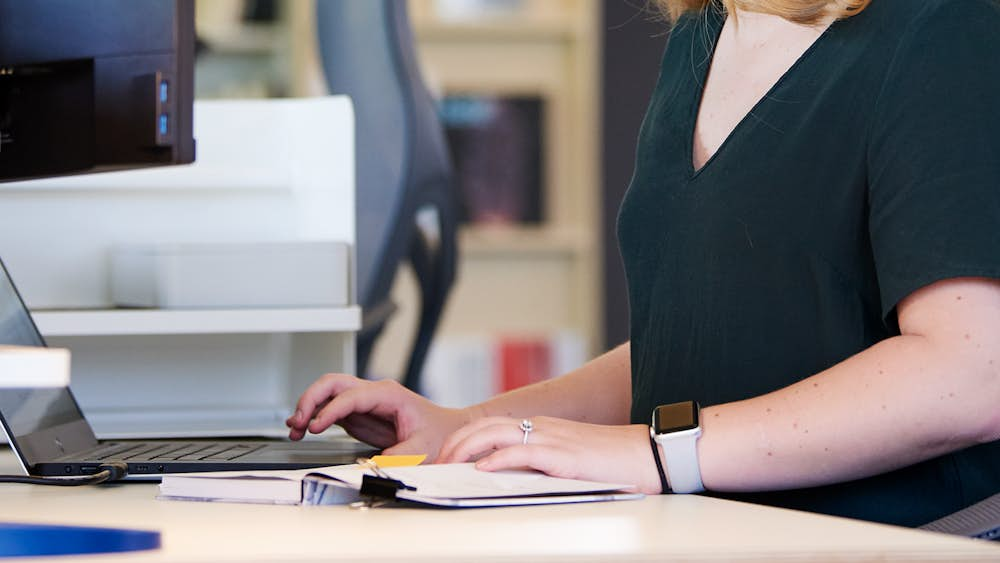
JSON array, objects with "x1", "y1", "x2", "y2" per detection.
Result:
[{"x1": 867, "y1": 0, "x2": 1000, "y2": 319}]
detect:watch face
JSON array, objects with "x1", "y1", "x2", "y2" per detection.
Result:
[{"x1": 652, "y1": 401, "x2": 699, "y2": 434}]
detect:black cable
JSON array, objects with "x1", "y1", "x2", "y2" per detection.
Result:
[{"x1": 0, "y1": 462, "x2": 128, "y2": 486}]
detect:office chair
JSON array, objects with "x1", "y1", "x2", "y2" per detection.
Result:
[
  {"x1": 315, "y1": 0, "x2": 458, "y2": 393},
  {"x1": 920, "y1": 493, "x2": 1000, "y2": 541}
]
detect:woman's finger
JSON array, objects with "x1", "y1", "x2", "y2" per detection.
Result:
[
  {"x1": 288, "y1": 373, "x2": 364, "y2": 431},
  {"x1": 438, "y1": 419, "x2": 542, "y2": 463},
  {"x1": 474, "y1": 444, "x2": 581, "y2": 480},
  {"x1": 437, "y1": 416, "x2": 513, "y2": 461},
  {"x1": 438, "y1": 416, "x2": 520, "y2": 463},
  {"x1": 308, "y1": 379, "x2": 411, "y2": 435}
]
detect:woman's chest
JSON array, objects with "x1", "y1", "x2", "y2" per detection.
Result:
[
  {"x1": 692, "y1": 15, "x2": 832, "y2": 172},
  {"x1": 619, "y1": 19, "x2": 891, "y2": 274}
]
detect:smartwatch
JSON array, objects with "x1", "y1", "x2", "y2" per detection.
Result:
[{"x1": 650, "y1": 401, "x2": 704, "y2": 494}]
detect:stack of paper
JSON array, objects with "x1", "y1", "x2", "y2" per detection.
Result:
[
  {"x1": 158, "y1": 467, "x2": 347, "y2": 505},
  {"x1": 158, "y1": 463, "x2": 643, "y2": 508}
]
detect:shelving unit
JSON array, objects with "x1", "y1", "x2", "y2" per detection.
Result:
[
  {"x1": 183, "y1": 1, "x2": 603, "y2": 400},
  {"x1": 194, "y1": 0, "x2": 324, "y2": 100},
  {"x1": 459, "y1": 227, "x2": 588, "y2": 257},
  {"x1": 33, "y1": 307, "x2": 361, "y2": 337}
]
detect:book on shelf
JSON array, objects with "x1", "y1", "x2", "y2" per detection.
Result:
[
  {"x1": 157, "y1": 462, "x2": 642, "y2": 508},
  {"x1": 497, "y1": 336, "x2": 550, "y2": 392},
  {"x1": 440, "y1": 95, "x2": 545, "y2": 226},
  {"x1": 422, "y1": 331, "x2": 586, "y2": 408}
]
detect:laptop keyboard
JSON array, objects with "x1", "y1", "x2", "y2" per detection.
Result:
[{"x1": 81, "y1": 442, "x2": 265, "y2": 462}]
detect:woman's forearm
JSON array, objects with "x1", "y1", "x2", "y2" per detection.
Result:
[
  {"x1": 698, "y1": 307, "x2": 1000, "y2": 492},
  {"x1": 466, "y1": 342, "x2": 633, "y2": 425}
]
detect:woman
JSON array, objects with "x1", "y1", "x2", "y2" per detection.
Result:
[{"x1": 287, "y1": 0, "x2": 1000, "y2": 526}]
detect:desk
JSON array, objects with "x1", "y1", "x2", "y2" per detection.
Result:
[{"x1": 0, "y1": 452, "x2": 996, "y2": 562}]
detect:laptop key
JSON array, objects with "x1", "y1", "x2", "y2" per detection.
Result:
[
  {"x1": 134, "y1": 444, "x2": 191, "y2": 460},
  {"x1": 223, "y1": 444, "x2": 264, "y2": 461},
  {"x1": 199, "y1": 444, "x2": 263, "y2": 462},
  {"x1": 82, "y1": 443, "x2": 145, "y2": 462},
  {"x1": 121, "y1": 445, "x2": 177, "y2": 461},
  {"x1": 152, "y1": 444, "x2": 213, "y2": 461},
  {"x1": 174, "y1": 445, "x2": 232, "y2": 461}
]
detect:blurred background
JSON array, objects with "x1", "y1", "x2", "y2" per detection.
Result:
[{"x1": 194, "y1": 0, "x2": 668, "y2": 406}]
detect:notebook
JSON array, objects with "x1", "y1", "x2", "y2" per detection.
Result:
[
  {"x1": 157, "y1": 462, "x2": 644, "y2": 508},
  {"x1": 0, "y1": 256, "x2": 376, "y2": 480}
]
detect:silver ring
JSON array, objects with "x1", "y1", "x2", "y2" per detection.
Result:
[{"x1": 520, "y1": 419, "x2": 533, "y2": 445}]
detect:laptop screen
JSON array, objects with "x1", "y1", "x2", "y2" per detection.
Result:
[
  {"x1": 0, "y1": 263, "x2": 45, "y2": 348},
  {"x1": 0, "y1": 259, "x2": 97, "y2": 468}
]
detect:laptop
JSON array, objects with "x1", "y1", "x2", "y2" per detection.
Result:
[{"x1": 0, "y1": 257, "x2": 377, "y2": 479}]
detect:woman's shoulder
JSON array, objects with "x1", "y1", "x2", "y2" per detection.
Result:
[
  {"x1": 867, "y1": 0, "x2": 1000, "y2": 39},
  {"x1": 853, "y1": 0, "x2": 1000, "y2": 78}
]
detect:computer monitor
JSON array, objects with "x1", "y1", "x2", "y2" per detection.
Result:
[{"x1": 0, "y1": 0, "x2": 196, "y2": 182}]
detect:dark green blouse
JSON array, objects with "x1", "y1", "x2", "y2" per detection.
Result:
[{"x1": 618, "y1": 0, "x2": 1000, "y2": 526}]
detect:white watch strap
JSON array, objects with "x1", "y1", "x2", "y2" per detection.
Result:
[{"x1": 659, "y1": 428, "x2": 704, "y2": 494}]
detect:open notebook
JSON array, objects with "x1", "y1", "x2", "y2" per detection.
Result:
[{"x1": 157, "y1": 462, "x2": 643, "y2": 508}]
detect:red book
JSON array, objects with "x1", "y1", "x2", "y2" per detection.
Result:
[{"x1": 497, "y1": 337, "x2": 551, "y2": 392}]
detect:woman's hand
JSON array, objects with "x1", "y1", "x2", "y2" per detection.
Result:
[
  {"x1": 436, "y1": 416, "x2": 664, "y2": 495},
  {"x1": 285, "y1": 373, "x2": 475, "y2": 461}
]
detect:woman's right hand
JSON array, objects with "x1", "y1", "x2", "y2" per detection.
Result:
[{"x1": 285, "y1": 373, "x2": 475, "y2": 461}]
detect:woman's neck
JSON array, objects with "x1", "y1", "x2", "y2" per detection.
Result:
[{"x1": 728, "y1": 9, "x2": 834, "y2": 47}]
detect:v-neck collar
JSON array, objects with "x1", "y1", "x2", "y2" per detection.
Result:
[{"x1": 686, "y1": 9, "x2": 839, "y2": 180}]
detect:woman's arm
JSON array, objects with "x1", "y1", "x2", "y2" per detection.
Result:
[
  {"x1": 439, "y1": 277, "x2": 1000, "y2": 494},
  {"x1": 698, "y1": 277, "x2": 1000, "y2": 491},
  {"x1": 471, "y1": 342, "x2": 632, "y2": 425},
  {"x1": 287, "y1": 342, "x2": 632, "y2": 460}
]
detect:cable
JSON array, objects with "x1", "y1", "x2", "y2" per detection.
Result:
[{"x1": 0, "y1": 462, "x2": 128, "y2": 486}]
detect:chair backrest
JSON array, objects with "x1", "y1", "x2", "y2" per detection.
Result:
[
  {"x1": 919, "y1": 493, "x2": 1000, "y2": 541},
  {"x1": 315, "y1": 0, "x2": 458, "y2": 391}
]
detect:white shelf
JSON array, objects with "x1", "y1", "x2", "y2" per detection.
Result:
[
  {"x1": 32, "y1": 306, "x2": 361, "y2": 337},
  {"x1": 460, "y1": 225, "x2": 594, "y2": 257},
  {"x1": 413, "y1": 19, "x2": 577, "y2": 42},
  {"x1": 201, "y1": 24, "x2": 282, "y2": 55}
]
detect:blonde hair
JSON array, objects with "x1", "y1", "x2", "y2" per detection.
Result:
[{"x1": 658, "y1": 0, "x2": 870, "y2": 25}]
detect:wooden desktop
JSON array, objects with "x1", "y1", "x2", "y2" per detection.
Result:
[{"x1": 0, "y1": 450, "x2": 996, "y2": 563}]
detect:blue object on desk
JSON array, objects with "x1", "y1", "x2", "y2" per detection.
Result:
[{"x1": 0, "y1": 523, "x2": 160, "y2": 557}]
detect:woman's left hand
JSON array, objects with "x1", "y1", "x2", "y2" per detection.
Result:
[{"x1": 436, "y1": 416, "x2": 664, "y2": 495}]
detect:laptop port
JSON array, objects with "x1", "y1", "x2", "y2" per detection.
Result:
[
  {"x1": 79, "y1": 465, "x2": 99, "y2": 474},
  {"x1": 136, "y1": 465, "x2": 149, "y2": 472}
]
